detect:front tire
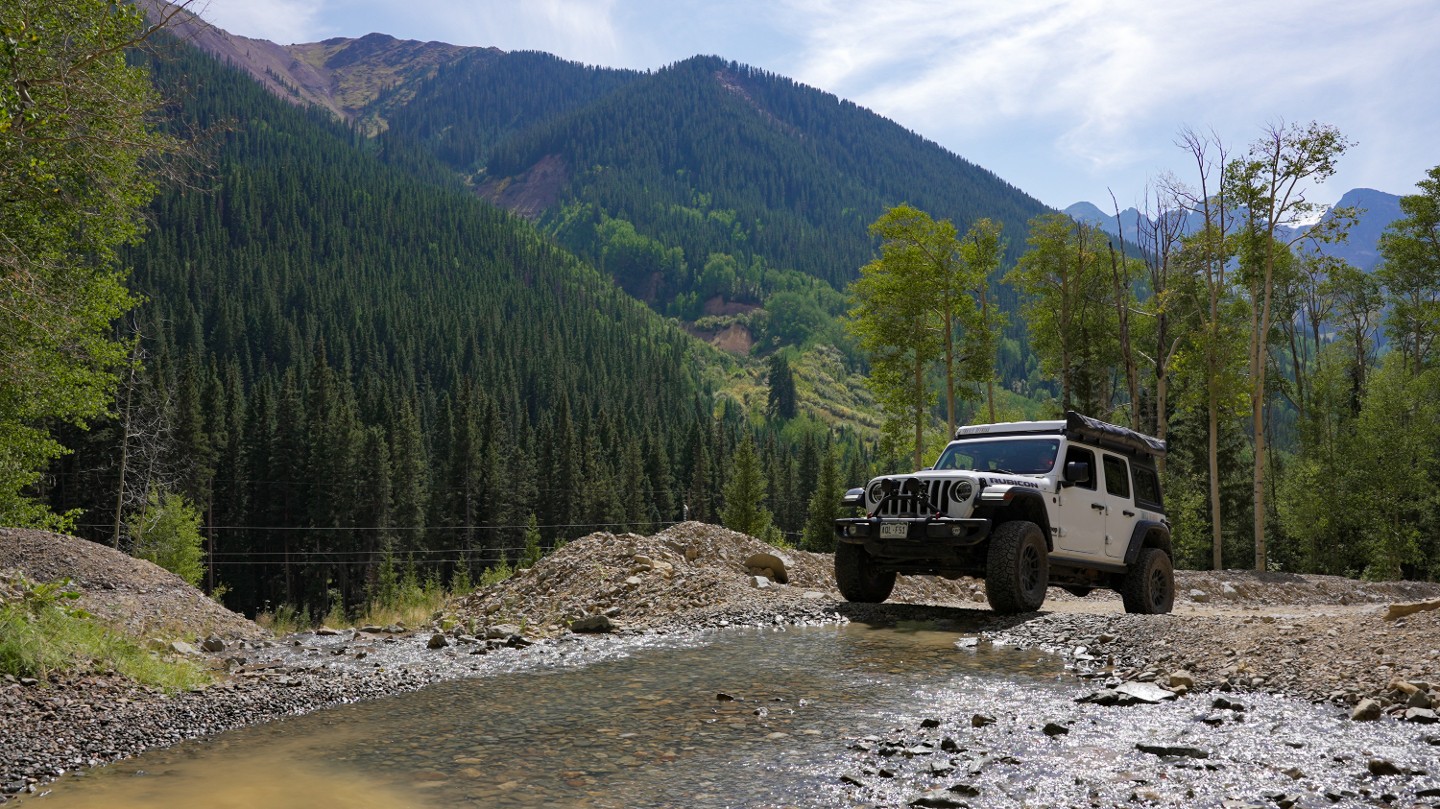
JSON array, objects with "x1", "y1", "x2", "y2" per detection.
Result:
[
  {"x1": 835, "y1": 542, "x2": 896, "y2": 603},
  {"x1": 1121, "y1": 547, "x2": 1174, "y2": 614},
  {"x1": 985, "y1": 521, "x2": 1049, "y2": 614}
]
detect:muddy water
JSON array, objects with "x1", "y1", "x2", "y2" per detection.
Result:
[{"x1": 21, "y1": 622, "x2": 1440, "y2": 808}]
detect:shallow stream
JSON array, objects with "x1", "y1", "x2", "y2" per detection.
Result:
[{"x1": 20, "y1": 620, "x2": 1440, "y2": 808}]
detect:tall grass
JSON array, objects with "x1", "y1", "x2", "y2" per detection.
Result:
[
  {"x1": 253, "y1": 551, "x2": 523, "y2": 634},
  {"x1": 0, "y1": 574, "x2": 209, "y2": 692}
]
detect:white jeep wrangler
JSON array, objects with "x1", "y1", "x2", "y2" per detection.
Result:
[{"x1": 834, "y1": 411, "x2": 1174, "y2": 614}]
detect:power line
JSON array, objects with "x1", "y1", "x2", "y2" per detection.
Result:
[{"x1": 74, "y1": 520, "x2": 681, "y2": 533}]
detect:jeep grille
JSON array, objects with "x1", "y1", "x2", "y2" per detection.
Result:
[{"x1": 872, "y1": 478, "x2": 972, "y2": 517}]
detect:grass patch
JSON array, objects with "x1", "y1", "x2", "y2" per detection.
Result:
[
  {"x1": 0, "y1": 574, "x2": 209, "y2": 692},
  {"x1": 254, "y1": 603, "x2": 309, "y2": 635}
]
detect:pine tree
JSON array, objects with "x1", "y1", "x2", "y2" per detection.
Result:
[
  {"x1": 721, "y1": 434, "x2": 773, "y2": 540},
  {"x1": 801, "y1": 446, "x2": 842, "y2": 552}
]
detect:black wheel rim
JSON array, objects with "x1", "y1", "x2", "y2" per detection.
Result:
[
  {"x1": 1149, "y1": 566, "x2": 1169, "y2": 609},
  {"x1": 1020, "y1": 543, "x2": 1042, "y2": 593}
]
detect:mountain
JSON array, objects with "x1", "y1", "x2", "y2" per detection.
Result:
[
  {"x1": 155, "y1": 8, "x2": 1052, "y2": 362},
  {"x1": 1065, "y1": 187, "x2": 1404, "y2": 271},
  {"x1": 50, "y1": 29, "x2": 756, "y2": 616},
  {"x1": 148, "y1": 2, "x2": 473, "y2": 129}
]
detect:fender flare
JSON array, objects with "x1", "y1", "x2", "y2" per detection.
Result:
[
  {"x1": 1123, "y1": 520, "x2": 1172, "y2": 565},
  {"x1": 981, "y1": 487, "x2": 1054, "y2": 550}
]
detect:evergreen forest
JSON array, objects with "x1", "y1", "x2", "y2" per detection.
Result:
[{"x1": 4, "y1": 5, "x2": 1438, "y2": 627}]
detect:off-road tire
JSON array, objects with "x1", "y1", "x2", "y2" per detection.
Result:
[
  {"x1": 1121, "y1": 547, "x2": 1174, "y2": 614},
  {"x1": 835, "y1": 542, "x2": 896, "y2": 603},
  {"x1": 985, "y1": 520, "x2": 1049, "y2": 614}
]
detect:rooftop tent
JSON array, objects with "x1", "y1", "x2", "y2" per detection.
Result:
[{"x1": 1063, "y1": 411, "x2": 1167, "y2": 459}]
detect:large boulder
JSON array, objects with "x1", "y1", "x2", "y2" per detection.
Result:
[
  {"x1": 744, "y1": 552, "x2": 791, "y2": 584},
  {"x1": 1385, "y1": 599, "x2": 1440, "y2": 620}
]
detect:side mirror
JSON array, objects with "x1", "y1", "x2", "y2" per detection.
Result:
[
  {"x1": 1063, "y1": 461, "x2": 1092, "y2": 486},
  {"x1": 841, "y1": 487, "x2": 864, "y2": 508}
]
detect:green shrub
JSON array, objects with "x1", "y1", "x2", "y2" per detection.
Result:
[{"x1": 128, "y1": 490, "x2": 206, "y2": 586}]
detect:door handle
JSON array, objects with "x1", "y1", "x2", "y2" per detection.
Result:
[
  {"x1": 1123, "y1": 510, "x2": 1135, "y2": 517},
  {"x1": 1090, "y1": 503, "x2": 1106, "y2": 511}
]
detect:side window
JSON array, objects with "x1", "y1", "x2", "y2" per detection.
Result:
[
  {"x1": 1103, "y1": 455, "x2": 1131, "y2": 499},
  {"x1": 1134, "y1": 465, "x2": 1163, "y2": 510},
  {"x1": 1064, "y1": 446, "x2": 1096, "y2": 490}
]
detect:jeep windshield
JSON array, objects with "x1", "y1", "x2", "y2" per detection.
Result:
[{"x1": 933, "y1": 438, "x2": 1060, "y2": 475}]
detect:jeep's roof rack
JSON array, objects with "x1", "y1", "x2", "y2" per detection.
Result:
[
  {"x1": 1063, "y1": 411, "x2": 1167, "y2": 459},
  {"x1": 951, "y1": 412, "x2": 1167, "y2": 460},
  {"x1": 953, "y1": 419, "x2": 1065, "y2": 439}
]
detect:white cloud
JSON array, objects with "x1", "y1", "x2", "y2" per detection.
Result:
[
  {"x1": 185, "y1": 0, "x2": 1440, "y2": 204},
  {"x1": 775, "y1": 0, "x2": 1440, "y2": 203}
]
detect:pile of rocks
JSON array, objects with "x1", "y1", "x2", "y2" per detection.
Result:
[
  {"x1": 982, "y1": 600, "x2": 1440, "y2": 720},
  {"x1": 445, "y1": 521, "x2": 981, "y2": 636}
]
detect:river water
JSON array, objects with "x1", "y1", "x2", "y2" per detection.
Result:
[{"x1": 19, "y1": 621, "x2": 1440, "y2": 808}]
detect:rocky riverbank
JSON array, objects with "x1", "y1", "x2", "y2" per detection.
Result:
[{"x1": 3, "y1": 524, "x2": 1440, "y2": 802}]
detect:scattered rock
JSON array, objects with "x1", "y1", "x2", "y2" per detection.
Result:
[
  {"x1": 168, "y1": 640, "x2": 200, "y2": 656},
  {"x1": 1351, "y1": 699, "x2": 1384, "y2": 721},
  {"x1": 427, "y1": 633, "x2": 449, "y2": 649},
  {"x1": 1168, "y1": 670, "x2": 1195, "y2": 690},
  {"x1": 1115, "y1": 681, "x2": 1177, "y2": 704},
  {"x1": 1404, "y1": 708, "x2": 1439, "y2": 724},
  {"x1": 201, "y1": 635, "x2": 227, "y2": 652},
  {"x1": 1384, "y1": 598, "x2": 1440, "y2": 621},
  {"x1": 909, "y1": 795, "x2": 967, "y2": 808},
  {"x1": 749, "y1": 576, "x2": 771, "y2": 589},
  {"x1": 1367, "y1": 758, "x2": 1403, "y2": 776},
  {"x1": 744, "y1": 551, "x2": 792, "y2": 584},
  {"x1": 1136, "y1": 743, "x2": 1210, "y2": 759},
  {"x1": 971, "y1": 714, "x2": 996, "y2": 728},
  {"x1": 568, "y1": 615, "x2": 613, "y2": 634},
  {"x1": 1042, "y1": 722, "x2": 1069, "y2": 737}
]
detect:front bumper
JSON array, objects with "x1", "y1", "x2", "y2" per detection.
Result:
[{"x1": 834, "y1": 516, "x2": 991, "y2": 551}]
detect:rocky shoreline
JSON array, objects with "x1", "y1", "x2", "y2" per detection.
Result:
[{"x1": 4, "y1": 524, "x2": 1440, "y2": 803}]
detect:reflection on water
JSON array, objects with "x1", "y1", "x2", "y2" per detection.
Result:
[{"x1": 23, "y1": 623, "x2": 1060, "y2": 808}]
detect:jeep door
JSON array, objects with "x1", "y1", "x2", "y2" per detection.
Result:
[
  {"x1": 1098, "y1": 453, "x2": 1137, "y2": 560},
  {"x1": 1054, "y1": 445, "x2": 1105, "y2": 555}
]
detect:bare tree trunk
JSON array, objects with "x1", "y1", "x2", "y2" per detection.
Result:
[
  {"x1": 1209, "y1": 378, "x2": 1223, "y2": 570},
  {"x1": 913, "y1": 355, "x2": 926, "y2": 469},
  {"x1": 943, "y1": 310, "x2": 956, "y2": 439},
  {"x1": 112, "y1": 378, "x2": 133, "y2": 549}
]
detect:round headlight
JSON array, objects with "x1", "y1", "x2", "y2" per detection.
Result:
[
  {"x1": 868, "y1": 481, "x2": 886, "y2": 502},
  {"x1": 952, "y1": 480, "x2": 974, "y2": 502}
]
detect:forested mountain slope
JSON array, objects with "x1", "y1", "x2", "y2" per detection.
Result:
[
  {"x1": 48, "y1": 38, "x2": 739, "y2": 616},
  {"x1": 383, "y1": 53, "x2": 1051, "y2": 311}
]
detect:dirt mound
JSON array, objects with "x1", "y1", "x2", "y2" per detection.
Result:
[
  {"x1": 0, "y1": 528, "x2": 266, "y2": 642},
  {"x1": 1175, "y1": 569, "x2": 1440, "y2": 608},
  {"x1": 448, "y1": 522, "x2": 984, "y2": 634}
]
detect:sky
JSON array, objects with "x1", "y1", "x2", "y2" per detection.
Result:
[{"x1": 193, "y1": 0, "x2": 1440, "y2": 210}]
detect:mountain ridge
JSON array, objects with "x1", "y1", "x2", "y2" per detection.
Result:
[{"x1": 1065, "y1": 187, "x2": 1404, "y2": 271}]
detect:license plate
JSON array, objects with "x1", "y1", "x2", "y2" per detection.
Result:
[{"x1": 879, "y1": 522, "x2": 909, "y2": 539}]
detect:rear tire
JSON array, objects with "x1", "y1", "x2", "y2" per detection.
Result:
[
  {"x1": 835, "y1": 542, "x2": 896, "y2": 603},
  {"x1": 985, "y1": 521, "x2": 1049, "y2": 614},
  {"x1": 1121, "y1": 547, "x2": 1174, "y2": 614}
]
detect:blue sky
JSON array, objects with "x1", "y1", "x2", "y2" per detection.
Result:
[{"x1": 195, "y1": 0, "x2": 1440, "y2": 211}]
